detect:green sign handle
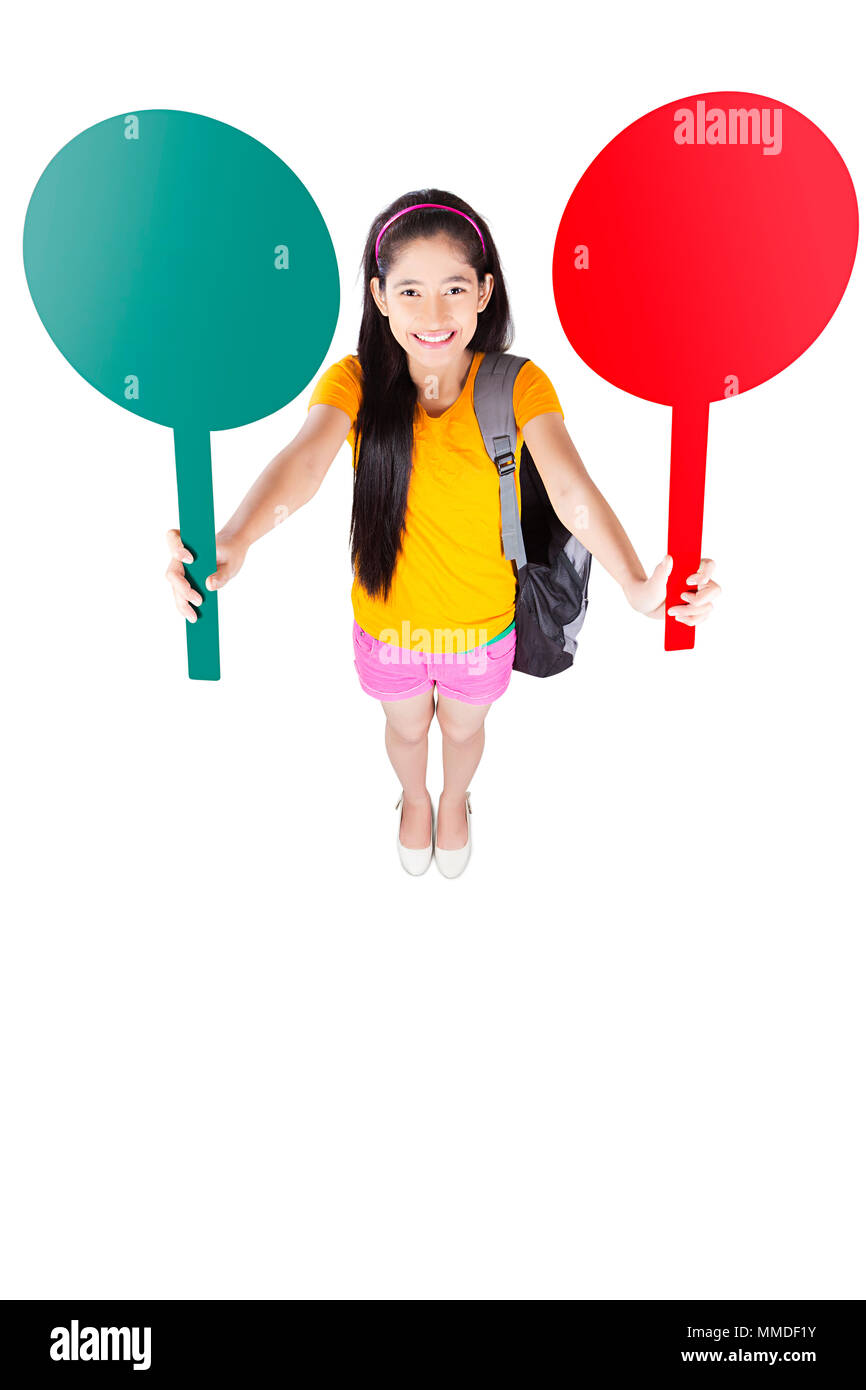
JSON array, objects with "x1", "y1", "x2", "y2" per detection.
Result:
[{"x1": 173, "y1": 425, "x2": 220, "y2": 681}]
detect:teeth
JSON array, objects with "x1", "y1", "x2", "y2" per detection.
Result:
[{"x1": 415, "y1": 332, "x2": 454, "y2": 343}]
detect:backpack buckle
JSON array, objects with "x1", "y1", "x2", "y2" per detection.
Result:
[{"x1": 495, "y1": 448, "x2": 516, "y2": 476}]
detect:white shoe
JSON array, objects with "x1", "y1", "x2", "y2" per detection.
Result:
[
  {"x1": 395, "y1": 790, "x2": 434, "y2": 875},
  {"x1": 434, "y1": 791, "x2": 472, "y2": 878}
]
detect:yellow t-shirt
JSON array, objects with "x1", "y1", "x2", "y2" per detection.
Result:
[{"x1": 307, "y1": 349, "x2": 564, "y2": 654}]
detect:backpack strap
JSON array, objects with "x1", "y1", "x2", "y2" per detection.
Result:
[{"x1": 472, "y1": 352, "x2": 529, "y2": 571}]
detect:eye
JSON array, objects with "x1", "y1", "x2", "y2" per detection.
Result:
[
  {"x1": 446, "y1": 287, "x2": 466, "y2": 295},
  {"x1": 400, "y1": 289, "x2": 419, "y2": 297}
]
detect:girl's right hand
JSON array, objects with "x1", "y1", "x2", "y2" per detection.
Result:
[{"x1": 164, "y1": 528, "x2": 248, "y2": 623}]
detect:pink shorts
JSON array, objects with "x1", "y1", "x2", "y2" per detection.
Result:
[{"x1": 352, "y1": 619, "x2": 517, "y2": 704}]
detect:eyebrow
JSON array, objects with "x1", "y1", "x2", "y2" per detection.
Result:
[{"x1": 390, "y1": 275, "x2": 475, "y2": 288}]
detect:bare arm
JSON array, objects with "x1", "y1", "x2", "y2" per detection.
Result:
[
  {"x1": 165, "y1": 402, "x2": 352, "y2": 619},
  {"x1": 218, "y1": 402, "x2": 353, "y2": 551},
  {"x1": 521, "y1": 412, "x2": 721, "y2": 623},
  {"x1": 521, "y1": 412, "x2": 647, "y2": 596}
]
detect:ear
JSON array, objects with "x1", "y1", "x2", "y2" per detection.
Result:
[
  {"x1": 478, "y1": 273, "x2": 494, "y2": 311},
  {"x1": 369, "y1": 275, "x2": 388, "y2": 316}
]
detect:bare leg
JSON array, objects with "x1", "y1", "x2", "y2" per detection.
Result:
[
  {"x1": 382, "y1": 689, "x2": 436, "y2": 848},
  {"x1": 435, "y1": 694, "x2": 492, "y2": 849}
]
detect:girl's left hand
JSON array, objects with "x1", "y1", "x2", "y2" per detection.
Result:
[{"x1": 627, "y1": 555, "x2": 721, "y2": 624}]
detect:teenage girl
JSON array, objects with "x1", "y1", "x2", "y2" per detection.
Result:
[{"x1": 165, "y1": 191, "x2": 720, "y2": 878}]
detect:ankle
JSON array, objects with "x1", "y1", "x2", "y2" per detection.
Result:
[
  {"x1": 402, "y1": 790, "x2": 430, "y2": 807},
  {"x1": 439, "y1": 789, "x2": 467, "y2": 806}
]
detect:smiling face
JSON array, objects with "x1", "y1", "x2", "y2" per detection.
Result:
[{"x1": 371, "y1": 232, "x2": 494, "y2": 375}]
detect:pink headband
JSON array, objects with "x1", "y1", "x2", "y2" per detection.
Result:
[{"x1": 375, "y1": 202, "x2": 486, "y2": 266}]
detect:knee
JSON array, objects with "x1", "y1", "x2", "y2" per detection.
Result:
[
  {"x1": 386, "y1": 708, "x2": 434, "y2": 745},
  {"x1": 437, "y1": 708, "x2": 484, "y2": 745}
]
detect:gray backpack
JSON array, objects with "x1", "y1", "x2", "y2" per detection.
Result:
[{"x1": 472, "y1": 351, "x2": 592, "y2": 677}]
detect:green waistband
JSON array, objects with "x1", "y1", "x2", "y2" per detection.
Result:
[{"x1": 480, "y1": 618, "x2": 515, "y2": 650}]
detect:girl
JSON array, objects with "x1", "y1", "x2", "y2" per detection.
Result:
[{"x1": 165, "y1": 190, "x2": 720, "y2": 878}]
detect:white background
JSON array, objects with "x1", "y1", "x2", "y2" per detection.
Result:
[{"x1": 3, "y1": 0, "x2": 863, "y2": 1299}]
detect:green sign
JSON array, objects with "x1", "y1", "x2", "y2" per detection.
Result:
[{"x1": 24, "y1": 109, "x2": 340, "y2": 679}]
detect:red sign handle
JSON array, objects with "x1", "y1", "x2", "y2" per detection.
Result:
[{"x1": 665, "y1": 401, "x2": 710, "y2": 651}]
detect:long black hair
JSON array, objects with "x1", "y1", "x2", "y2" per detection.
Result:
[{"x1": 351, "y1": 189, "x2": 515, "y2": 601}]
